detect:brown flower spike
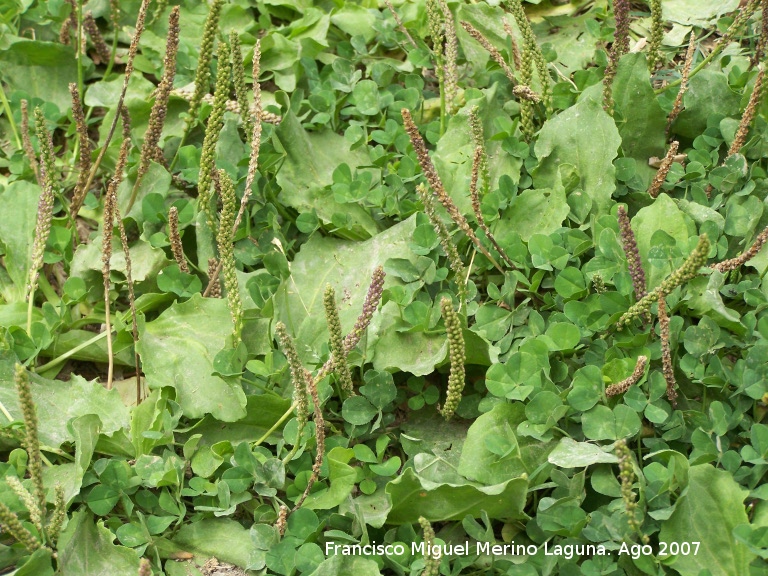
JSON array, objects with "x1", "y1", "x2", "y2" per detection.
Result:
[
  {"x1": 401, "y1": 108, "x2": 504, "y2": 273},
  {"x1": 657, "y1": 297, "x2": 678, "y2": 407},
  {"x1": 605, "y1": 356, "x2": 647, "y2": 397}
]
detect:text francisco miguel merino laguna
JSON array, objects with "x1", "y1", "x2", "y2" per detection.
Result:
[{"x1": 325, "y1": 541, "x2": 609, "y2": 560}]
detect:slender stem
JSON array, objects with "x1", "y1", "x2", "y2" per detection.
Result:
[
  {"x1": 26, "y1": 289, "x2": 35, "y2": 336},
  {"x1": 655, "y1": 51, "x2": 711, "y2": 95},
  {"x1": 0, "y1": 399, "x2": 13, "y2": 422},
  {"x1": 0, "y1": 83, "x2": 22, "y2": 149},
  {"x1": 77, "y1": 0, "x2": 84, "y2": 98},
  {"x1": 104, "y1": 291, "x2": 113, "y2": 390},
  {"x1": 254, "y1": 401, "x2": 297, "y2": 447},
  {"x1": 35, "y1": 329, "x2": 107, "y2": 372}
]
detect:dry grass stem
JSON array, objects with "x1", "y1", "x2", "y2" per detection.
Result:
[
  {"x1": 605, "y1": 356, "x2": 647, "y2": 396},
  {"x1": 648, "y1": 140, "x2": 679, "y2": 198}
]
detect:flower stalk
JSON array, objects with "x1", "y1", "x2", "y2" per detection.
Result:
[
  {"x1": 168, "y1": 206, "x2": 188, "y2": 272},
  {"x1": 710, "y1": 225, "x2": 768, "y2": 273},
  {"x1": 69, "y1": 83, "x2": 92, "y2": 219},
  {"x1": 648, "y1": 141, "x2": 679, "y2": 198},
  {"x1": 324, "y1": 285, "x2": 355, "y2": 397},
  {"x1": 276, "y1": 322, "x2": 310, "y2": 465},
  {"x1": 215, "y1": 171, "x2": 243, "y2": 342},
  {"x1": 616, "y1": 235, "x2": 710, "y2": 329},
  {"x1": 21, "y1": 100, "x2": 40, "y2": 185},
  {"x1": 647, "y1": 0, "x2": 663, "y2": 71},
  {"x1": 605, "y1": 356, "x2": 647, "y2": 397},
  {"x1": 657, "y1": 297, "x2": 678, "y2": 407},
  {"x1": 198, "y1": 42, "x2": 232, "y2": 225},
  {"x1": 128, "y1": 5, "x2": 180, "y2": 213},
  {"x1": 402, "y1": 108, "x2": 504, "y2": 274},
  {"x1": 439, "y1": 297, "x2": 465, "y2": 420},
  {"x1": 28, "y1": 109, "x2": 56, "y2": 335},
  {"x1": 15, "y1": 365, "x2": 46, "y2": 522},
  {"x1": 667, "y1": 32, "x2": 696, "y2": 135},
  {"x1": 617, "y1": 205, "x2": 647, "y2": 302},
  {"x1": 419, "y1": 517, "x2": 440, "y2": 576}
]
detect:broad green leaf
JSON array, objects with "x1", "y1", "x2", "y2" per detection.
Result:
[
  {"x1": 371, "y1": 302, "x2": 448, "y2": 376},
  {"x1": 274, "y1": 104, "x2": 378, "y2": 239},
  {"x1": 612, "y1": 53, "x2": 667, "y2": 186},
  {"x1": 432, "y1": 88, "x2": 523, "y2": 216},
  {"x1": 548, "y1": 438, "x2": 619, "y2": 468},
  {"x1": 156, "y1": 264, "x2": 203, "y2": 297},
  {"x1": 70, "y1": 235, "x2": 170, "y2": 286},
  {"x1": 385, "y1": 465, "x2": 528, "y2": 524},
  {"x1": 496, "y1": 179, "x2": 570, "y2": 242},
  {"x1": 672, "y1": 69, "x2": 741, "y2": 139},
  {"x1": 331, "y1": 4, "x2": 377, "y2": 42},
  {"x1": 307, "y1": 555, "x2": 382, "y2": 576},
  {"x1": 0, "y1": 351, "x2": 128, "y2": 447},
  {"x1": 172, "y1": 518, "x2": 257, "y2": 570},
  {"x1": 13, "y1": 548, "x2": 54, "y2": 576},
  {"x1": 86, "y1": 484, "x2": 121, "y2": 515},
  {"x1": 567, "y1": 365, "x2": 603, "y2": 411},
  {"x1": 663, "y1": 0, "x2": 740, "y2": 26},
  {"x1": 57, "y1": 510, "x2": 140, "y2": 576},
  {"x1": 533, "y1": 96, "x2": 621, "y2": 215},
  {"x1": 582, "y1": 404, "x2": 641, "y2": 441},
  {"x1": 659, "y1": 464, "x2": 755, "y2": 575},
  {"x1": 137, "y1": 295, "x2": 247, "y2": 421},
  {"x1": 187, "y1": 394, "x2": 292, "y2": 446},
  {"x1": 553, "y1": 267, "x2": 587, "y2": 300},
  {"x1": 274, "y1": 216, "x2": 428, "y2": 372},
  {"x1": 342, "y1": 396, "x2": 378, "y2": 425},
  {"x1": 0, "y1": 40, "x2": 83, "y2": 112},
  {"x1": 302, "y1": 447, "x2": 357, "y2": 510},
  {"x1": 0, "y1": 181, "x2": 39, "y2": 303},
  {"x1": 458, "y1": 402, "x2": 556, "y2": 484},
  {"x1": 631, "y1": 194, "x2": 697, "y2": 289}
]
